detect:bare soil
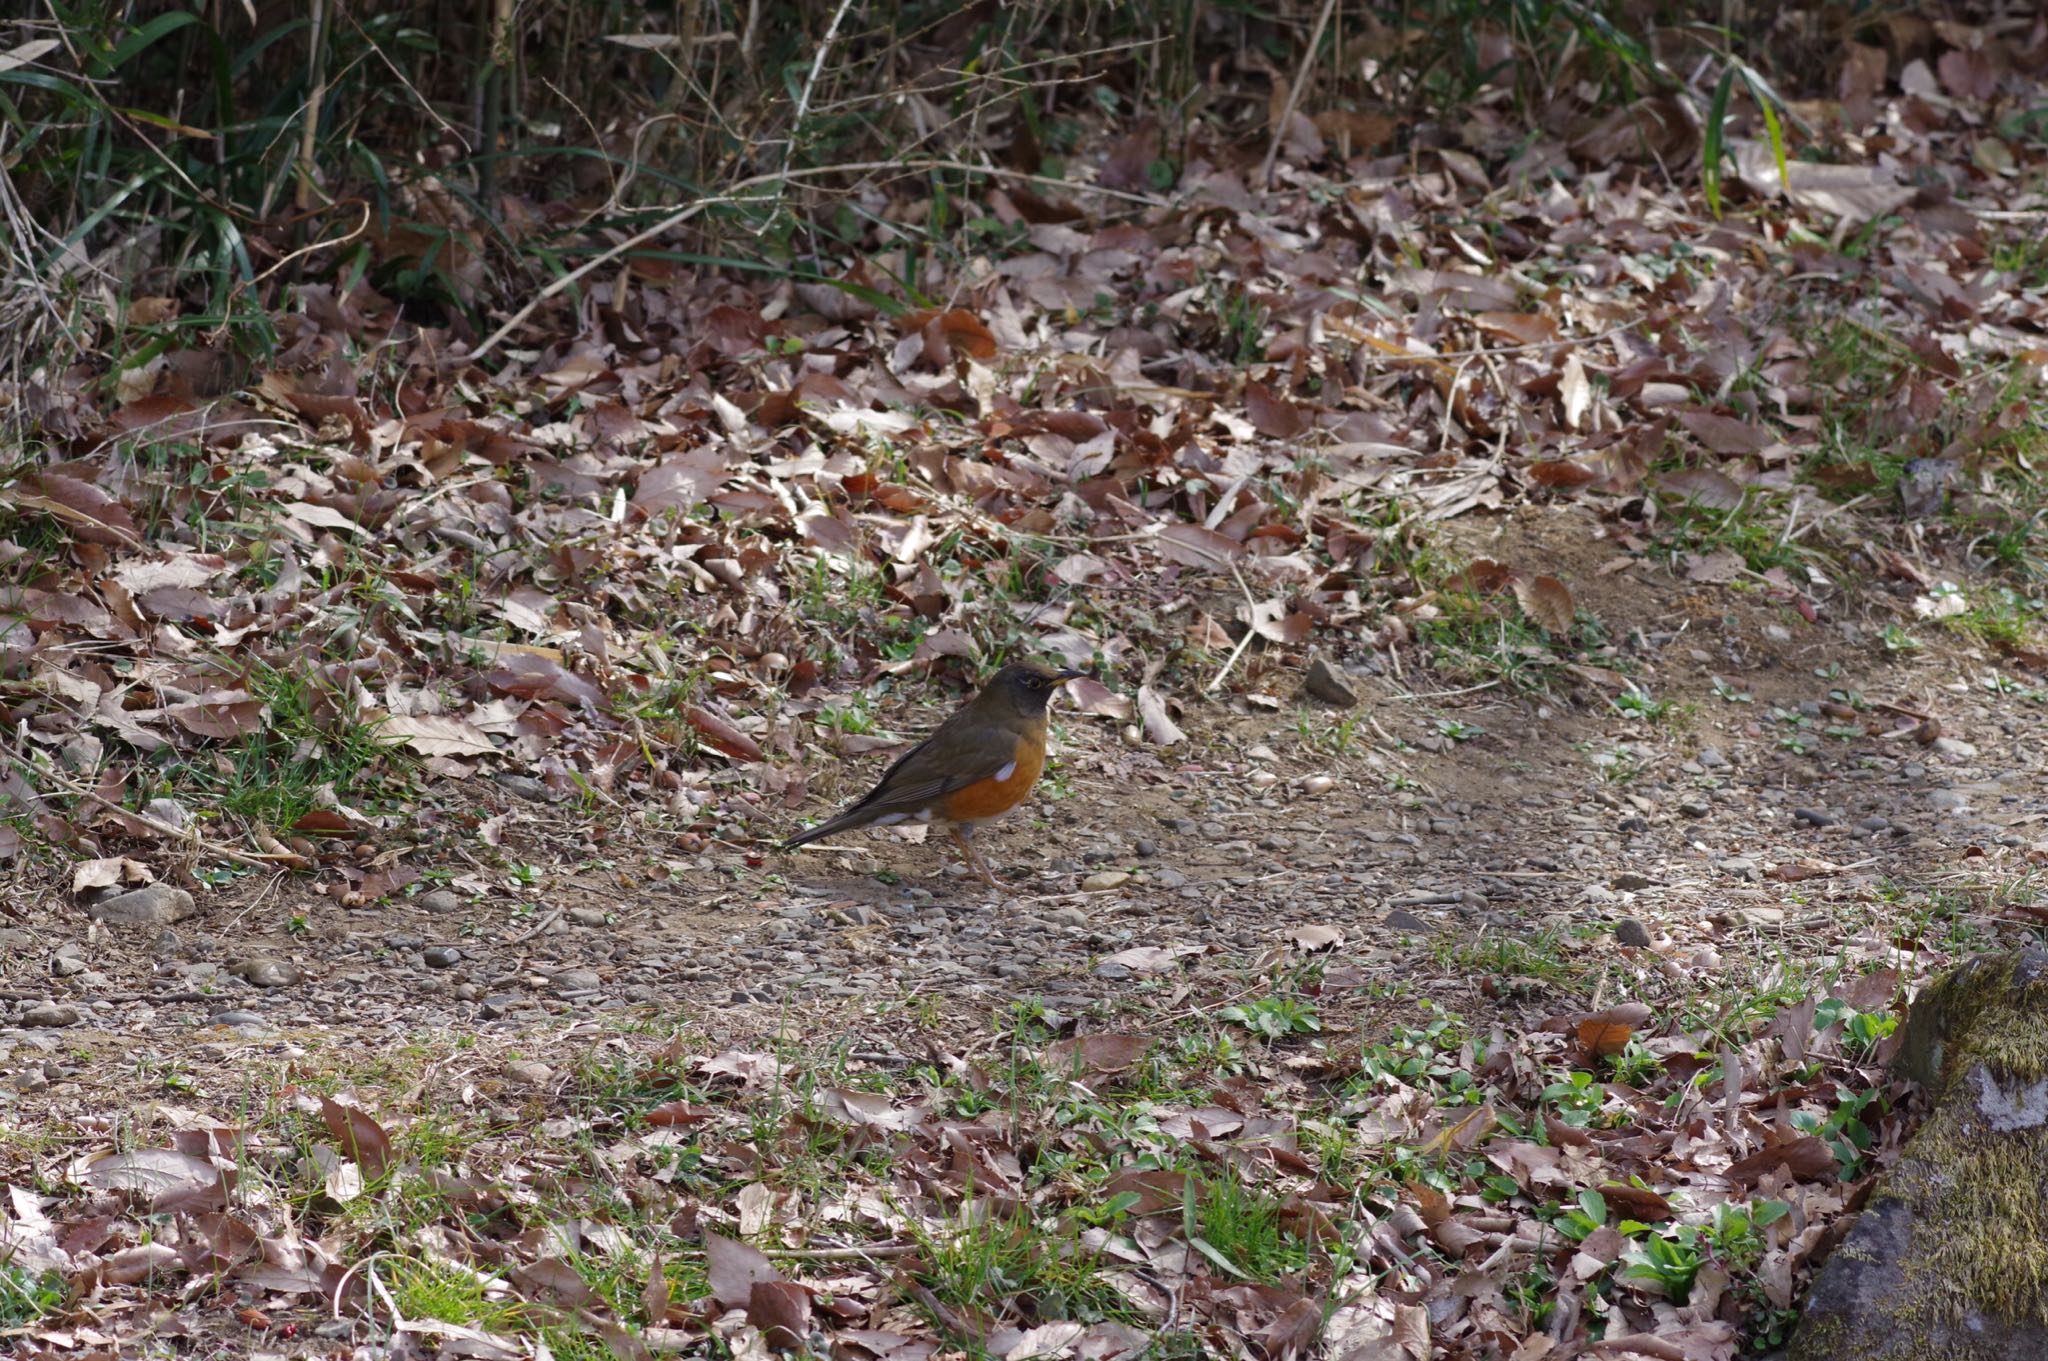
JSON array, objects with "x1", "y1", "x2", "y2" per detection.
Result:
[{"x1": 4, "y1": 503, "x2": 2039, "y2": 1105}]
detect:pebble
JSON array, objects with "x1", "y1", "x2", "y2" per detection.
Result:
[
  {"x1": 86, "y1": 884, "x2": 196, "y2": 926},
  {"x1": 1697, "y1": 748, "x2": 1728, "y2": 769},
  {"x1": 1303, "y1": 653, "x2": 1359, "y2": 708},
  {"x1": 207, "y1": 1011, "x2": 268, "y2": 1029},
  {"x1": 550, "y1": 968, "x2": 602, "y2": 992},
  {"x1": 232, "y1": 958, "x2": 301, "y2": 988},
  {"x1": 1928, "y1": 790, "x2": 1969, "y2": 812},
  {"x1": 1794, "y1": 808, "x2": 1835, "y2": 827},
  {"x1": 51, "y1": 956, "x2": 88, "y2": 978},
  {"x1": 21, "y1": 1003, "x2": 80, "y2": 1028},
  {"x1": 1611, "y1": 872, "x2": 1655, "y2": 892},
  {"x1": 1614, "y1": 919, "x2": 1653, "y2": 948},
  {"x1": 1383, "y1": 909, "x2": 1432, "y2": 933},
  {"x1": 1929, "y1": 737, "x2": 1978, "y2": 761},
  {"x1": 504, "y1": 1060, "x2": 552, "y2": 1086},
  {"x1": 418, "y1": 889, "x2": 463, "y2": 914},
  {"x1": 423, "y1": 946, "x2": 462, "y2": 969},
  {"x1": 1679, "y1": 798, "x2": 1712, "y2": 818}
]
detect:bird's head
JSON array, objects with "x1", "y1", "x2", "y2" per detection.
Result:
[{"x1": 983, "y1": 662, "x2": 1086, "y2": 716}]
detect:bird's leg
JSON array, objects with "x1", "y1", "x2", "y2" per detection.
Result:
[{"x1": 948, "y1": 824, "x2": 1006, "y2": 890}]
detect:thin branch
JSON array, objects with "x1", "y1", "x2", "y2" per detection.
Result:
[
  {"x1": 1258, "y1": 0, "x2": 1339, "y2": 190},
  {"x1": 468, "y1": 159, "x2": 1165, "y2": 359}
]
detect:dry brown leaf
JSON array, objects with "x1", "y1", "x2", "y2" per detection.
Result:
[{"x1": 1512, "y1": 575, "x2": 1575, "y2": 636}]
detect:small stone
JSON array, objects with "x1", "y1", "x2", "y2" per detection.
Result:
[
  {"x1": 503, "y1": 1059, "x2": 552, "y2": 1086},
  {"x1": 1134, "y1": 838, "x2": 1158, "y2": 858},
  {"x1": 1928, "y1": 789, "x2": 1969, "y2": 812},
  {"x1": 142, "y1": 797, "x2": 193, "y2": 832},
  {"x1": 422, "y1": 946, "x2": 462, "y2": 969},
  {"x1": 418, "y1": 889, "x2": 464, "y2": 914},
  {"x1": 1718, "y1": 857, "x2": 1761, "y2": 880},
  {"x1": 1615, "y1": 919, "x2": 1654, "y2": 948},
  {"x1": 1794, "y1": 808, "x2": 1836, "y2": 827},
  {"x1": 1611, "y1": 872, "x2": 1655, "y2": 892},
  {"x1": 1303, "y1": 653, "x2": 1359, "y2": 708},
  {"x1": 1741, "y1": 906, "x2": 1786, "y2": 926},
  {"x1": 87, "y1": 884, "x2": 196, "y2": 926},
  {"x1": 493, "y1": 774, "x2": 555, "y2": 802},
  {"x1": 1092, "y1": 961, "x2": 1132, "y2": 981},
  {"x1": 1679, "y1": 798, "x2": 1712, "y2": 818},
  {"x1": 479, "y1": 994, "x2": 522, "y2": 1019},
  {"x1": 51, "y1": 956, "x2": 88, "y2": 978},
  {"x1": 207, "y1": 1010, "x2": 268, "y2": 1029},
  {"x1": 1930, "y1": 737, "x2": 1978, "y2": 761},
  {"x1": 1082, "y1": 871, "x2": 1132, "y2": 892},
  {"x1": 21, "y1": 1003, "x2": 80, "y2": 1028},
  {"x1": 1384, "y1": 909, "x2": 1432, "y2": 933},
  {"x1": 567, "y1": 907, "x2": 609, "y2": 927},
  {"x1": 1697, "y1": 748, "x2": 1728, "y2": 769},
  {"x1": 1618, "y1": 815, "x2": 1650, "y2": 834},
  {"x1": 231, "y1": 958, "x2": 300, "y2": 988},
  {"x1": 550, "y1": 968, "x2": 602, "y2": 992}
]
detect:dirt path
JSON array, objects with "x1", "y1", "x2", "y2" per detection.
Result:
[{"x1": 5, "y1": 506, "x2": 2039, "y2": 1093}]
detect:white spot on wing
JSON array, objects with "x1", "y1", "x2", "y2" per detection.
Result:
[
  {"x1": 916, "y1": 808, "x2": 933, "y2": 822},
  {"x1": 874, "y1": 813, "x2": 907, "y2": 826},
  {"x1": 993, "y1": 760, "x2": 1017, "y2": 782}
]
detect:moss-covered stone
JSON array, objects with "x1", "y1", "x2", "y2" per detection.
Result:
[{"x1": 1791, "y1": 949, "x2": 2048, "y2": 1361}]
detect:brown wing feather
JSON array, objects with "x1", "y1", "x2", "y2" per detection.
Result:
[{"x1": 782, "y1": 714, "x2": 1018, "y2": 847}]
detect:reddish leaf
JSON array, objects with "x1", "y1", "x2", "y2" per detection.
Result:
[
  {"x1": 686, "y1": 704, "x2": 765, "y2": 763},
  {"x1": 1156, "y1": 523, "x2": 1246, "y2": 568},
  {"x1": 1044, "y1": 1033, "x2": 1153, "y2": 1076},
  {"x1": 1676, "y1": 408, "x2": 1772, "y2": 455},
  {"x1": 747, "y1": 1280, "x2": 812, "y2": 1350},
  {"x1": 705, "y1": 1230, "x2": 782, "y2": 1311},
  {"x1": 1726, "y1": 1135, "x2": 1836, "y2": 1186},
  {"x1": 318, "y1": 1097, "x2": 394, "y2": 1180},
  {"x1": 1244, "y1": 381, "x2": 1307, "y2": 439},
  {"x1": 1657, "y1": 469, "x2": 1745, "y2": 511}
]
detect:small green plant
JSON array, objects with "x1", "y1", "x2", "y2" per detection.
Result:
[
  {"x1": 1541, "y1": 1071, "x2": 1610, "y2": 1128},
  {"x1": 1622, "y1": 1227, "x2": 1705, "y2": 1300},
  {"x1": 1188, "y1": 1174, "x2": 1310, "y2": 1282},
  {"x1": 1611, "y1": 691, "x2": 1673, "y2": 722},
  {"x1": 1880, "y1": 624, "x2": 1923, "y2": 654},
  {"x1": 1711, "y1": 676, "x2": 1754, "y2": 703},
  {"x1": 0, "y1": 1264, "x2": 66, "y2": 1326},
  {"x1": 1815, "y1": 997, "x2": 1898, "y2": 1060},
  {"x1": 912, "y1": 1212, "x2": 1131, "y2": 1325},
  {"x1": 1792, "y1": 1086, "x2": 1885, "y2": 1179},
  {"x1": 1435, "y1": 717, "x2": 1485, "y2": 742},
  {"x1": 1217, "y1": 996, "x2": 1321, "y2": 1041}
]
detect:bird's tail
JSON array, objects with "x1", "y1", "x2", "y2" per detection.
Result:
[{"x1": 781, "y1": 807, "x2": 871, "y2": 851}]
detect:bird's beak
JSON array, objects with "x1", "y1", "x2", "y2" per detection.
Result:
[{"x1": 1052, "y1": 668, "x2": 1087, "y2": 684}]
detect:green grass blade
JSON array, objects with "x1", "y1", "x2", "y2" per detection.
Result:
[{"x1": 1702, "y1": 66, "x2": 1735, "y2": 218}]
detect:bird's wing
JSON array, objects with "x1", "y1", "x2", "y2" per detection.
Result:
[{"x1": 849, "y1": 719, "x2": 1021, "y2": 814}]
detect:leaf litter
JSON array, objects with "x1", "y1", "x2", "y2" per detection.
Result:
[{"x1": 6, "y1": 13, "x2": 2048, "y2": 1361}]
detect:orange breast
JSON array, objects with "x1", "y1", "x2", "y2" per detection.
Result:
[{"x1": 939, "y1": 725, "x2": 1047, "y2": 823}]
